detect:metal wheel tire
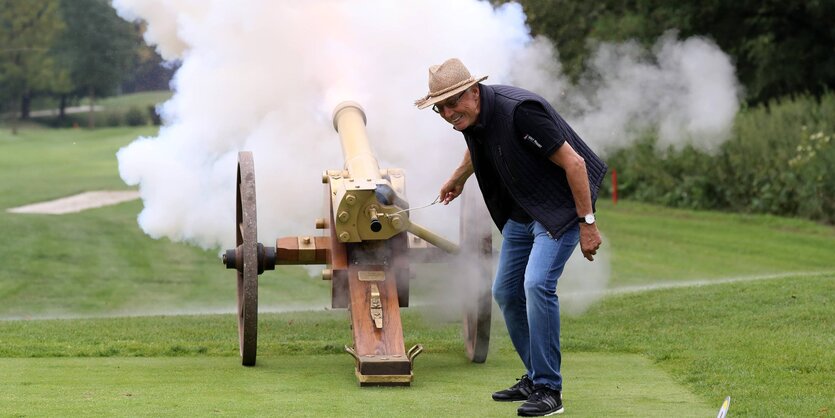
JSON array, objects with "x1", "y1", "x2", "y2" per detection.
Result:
[
  {"x1": 236, "y1": 151, "x2": 259, "y2": 366},
  {"x1": 459, "y1": 184, "x2": 493, "y2": 363}
]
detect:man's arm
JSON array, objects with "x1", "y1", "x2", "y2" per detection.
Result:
[
  {"x1": 439, "y1": 150, "x2": 474, "y2": 204},
  {"x1": 515, "y1": 101, "x2": 602, "y2": 261},
  {"x1": 549, "y1": 143, "x2": 602, "y2": 261}
]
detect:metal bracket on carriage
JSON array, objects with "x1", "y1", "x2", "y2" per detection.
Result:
[
  {"x1": 360, "y1": 271, "x2": 386, "y2": 329},
  {"x1": 343, "y1": 344, "x2": 424, "y2": 386},
  {"x1": 369, "y1": 283, "x2": 383, "y2": 329}
]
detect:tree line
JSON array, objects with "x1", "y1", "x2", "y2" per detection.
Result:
[
  {"x1": 506, "y1": 0, "x2": 835, "y2": 105},
  {"x1": 3, "y1": 1, "x2": 833, "y2": 127},
  {"x1": 0, "y1": 0, "x2": 172, "y2": 131}
]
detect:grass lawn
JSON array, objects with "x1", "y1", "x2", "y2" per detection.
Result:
[
  {"x1": 95, "y1": 91, "x2": 173, "y2": 113},
  {"x1": 0, "y1": 354, "x2": 715, "y2": 417},
  {"x1": 0, "y1": 126, "x2": 327, "y2": 318},
  {"x1": 23, "y1": 91, "x2": 173, "y2": 115},
  {"x1": 0, "y1": 124, "x2": 833, "y2": 416},
  {"x1": 6, "y1": 91, "x2": 173, "y2": 129},
  {"x1": 601, "y1": 200, "x2": 835, "y2": 286},
  {"x1": 0, "y1": 273, "x2": 831, "y2": 416},
  {"x1": 0, "y1": 126, "x2": 149, "y2": 208}
]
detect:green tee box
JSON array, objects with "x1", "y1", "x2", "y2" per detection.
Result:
[{"x1": 0, "y1": 353, "x2": 715, "y2": 417}]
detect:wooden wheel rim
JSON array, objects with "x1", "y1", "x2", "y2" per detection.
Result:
[
  {"x1": 236, "y1": 151, "x2": 259, "y2": 366},
  {"x1": 460, "y1": 186, "x2": 492, "y2": 363}
]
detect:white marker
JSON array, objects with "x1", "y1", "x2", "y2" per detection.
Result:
[{"x1": 716, "y1": 396, "x2": 731, "y2": 418}]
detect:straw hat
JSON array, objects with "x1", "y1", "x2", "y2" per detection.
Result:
[{"x1": 414, "y1": 58, "x2": 488, "y2": 109}]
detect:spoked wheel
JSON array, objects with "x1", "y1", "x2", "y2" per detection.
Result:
[
  {"x1": 459, "y1": 184, "x2": 493, "y2": 363},
  {"x1": 235, "y1": 151, "x2": 259, "y2": 366}
]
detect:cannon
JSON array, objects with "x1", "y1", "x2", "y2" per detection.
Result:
[{"x1": 222, "y1": 101, "x2": 493, "y2": 386}]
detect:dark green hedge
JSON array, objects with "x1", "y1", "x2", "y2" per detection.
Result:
[{"x1": 602, "y1": 92, "x2": 834, "y2": 224}]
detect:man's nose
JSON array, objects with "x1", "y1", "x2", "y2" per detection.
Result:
[{"x1": 442, "y1": 105, "x2": 456, "y2": 119}]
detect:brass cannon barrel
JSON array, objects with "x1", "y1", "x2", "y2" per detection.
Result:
[
  {"x1": 332, "y1": 102, "x2": 381, "y2": 181},
  {"x1": 329, "y1": 101, "x2": 459, "y2": 254}
]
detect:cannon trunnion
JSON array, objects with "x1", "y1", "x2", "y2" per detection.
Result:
[{"x1": 223, "y1": 102, "x2": 493, "y2": 386}]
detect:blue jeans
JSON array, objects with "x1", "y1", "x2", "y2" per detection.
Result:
[{"x1": 492, "y1": 219, "x2": 579, "y2": 391}]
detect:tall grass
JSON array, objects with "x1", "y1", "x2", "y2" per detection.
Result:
[{"x1": 605, "y1": 92, "x2": 835, "y2": 223}]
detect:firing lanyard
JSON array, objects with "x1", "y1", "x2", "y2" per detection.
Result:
[{"x1": 385, "y1": 196, "x2": 441, "y2": 216}]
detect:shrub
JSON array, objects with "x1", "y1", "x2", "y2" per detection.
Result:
[
  {"x1": 604, "y1": 92, "x2": 835, "y2": 224},
  {"x1": 104, "y1": 112, "x2": 122, "y2": 127},
  {"x1": 148, "y1": 105, "x2": 161, "y2": 126},
  {"x1": 124, "y1": 106, "x2": 147, "y2": 126}
]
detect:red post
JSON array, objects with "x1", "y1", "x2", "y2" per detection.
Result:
[{"x1": 612, "y1": 168, "x2": 618, "y2": 205}]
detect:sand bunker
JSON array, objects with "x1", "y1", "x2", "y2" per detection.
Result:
[{"x1": 6, "y1": 191, "x2": 140, "y2": 215}]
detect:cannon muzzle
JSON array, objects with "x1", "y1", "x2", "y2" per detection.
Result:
[{"x1": 333, "y1": 102, "x2": 380, "y2": 181}]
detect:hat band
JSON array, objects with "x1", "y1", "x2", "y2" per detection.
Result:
[
  {"x1": 426, "y1": 77, "x2": 477, "y2": 99},
  {"x1": 414, "y1": 77, "x2": 476, "y2": 107}
]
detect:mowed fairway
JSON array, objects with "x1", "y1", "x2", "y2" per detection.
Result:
[
  {"x1": 1, "y1": 354, "x2": 714, "y2": 417},
  {"x1": 1, "y1": 126, "x2": 833, "y2": 416}
]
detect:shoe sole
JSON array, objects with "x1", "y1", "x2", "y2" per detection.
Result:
[{"x1": 517, "y1": 406, "x2": 564, "y2": 416}]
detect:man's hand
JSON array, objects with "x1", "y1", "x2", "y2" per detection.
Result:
[
  {"x1": 439, "y1": 151, "x2": 474, "y2": 204},
  {"x1": 439, "y1": 179, "x2": 465, "y2": 204},
  {"x1": 579, "y1": 223, "x2": 602, "y2": 261}
]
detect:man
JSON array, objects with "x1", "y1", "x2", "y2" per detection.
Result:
[{"x1": 415, "y1": 58, "x2": 607, "y2": 416}]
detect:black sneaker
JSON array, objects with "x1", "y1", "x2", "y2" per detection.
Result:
[
  {"x1": 517, "y1": 385, "x2": 563, "y2": 416},
  {"x1": 492, "y1": 374, "x2": 534, "y2": 402}
]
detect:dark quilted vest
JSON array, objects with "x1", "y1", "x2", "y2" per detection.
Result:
[{"x1": 463, "y1": 84, "x2": 608, "y2": 238}]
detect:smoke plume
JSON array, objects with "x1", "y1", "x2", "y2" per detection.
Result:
[{"x1": 112, "y1": 0, "x2": 741, "y2": 313}]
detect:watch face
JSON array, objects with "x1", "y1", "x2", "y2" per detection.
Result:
[{"x1": 584, "y1": 214, "x2": 595, "y2": 224}]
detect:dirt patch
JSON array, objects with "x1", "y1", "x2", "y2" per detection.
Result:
[{"x1": 6, "y1": 191, "x2": 140, "y2": 215}]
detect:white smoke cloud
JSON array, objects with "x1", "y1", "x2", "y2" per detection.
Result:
[
  {"x1": 112, "y1": 0, "x2": 740, "y2": 314},
  {"x1": 113, "y1": 0, "x2": 537, "y2": 250},
  {"x1": 553, "y1": 33, "x2": 741, "y2": 153},
  {"x1": 110, "y1": 0, "x2": 192, "y2": 60}
]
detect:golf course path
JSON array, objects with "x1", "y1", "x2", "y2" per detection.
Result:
[
  {"x1": 562, "y1": 270, "x2": 835, "y2": 298},
  {"x1": 6, "y1": 190, "x2": 139, "y2": 214}
]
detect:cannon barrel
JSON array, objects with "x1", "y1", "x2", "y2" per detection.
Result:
[
  {"x1": 328, "y1": 101, "x2": 400, "y2": 243},
  {"x1": 332, "y1": 102, "x2": 381, "y2": 181},
  {"x1": 330, "y1": 101, "x2": 459, "y2": 253}
]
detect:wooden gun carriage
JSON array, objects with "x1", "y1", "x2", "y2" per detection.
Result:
[{"x1": 222, "y1": 101, "x2": 493, "y2": 386}]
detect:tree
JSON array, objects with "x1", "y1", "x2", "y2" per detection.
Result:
[
  {"x1": 502, "y1": 0, "x2": 609, "y2": 82},
  {"x1": 56, "y1": 0, "x2": 136, "y2": 128},
  {"x1": 0, "y1": 0, "x2": 63, "y2": 133},
  {"x1": 510, "y1": 0, "x2": 835, "y2": 104},
  {"x1": 695, "y1": 0, "x2": 835, "y2": 103},
  {"x1": 120, "y1": 23, "x2": 177, "y2": 94}
]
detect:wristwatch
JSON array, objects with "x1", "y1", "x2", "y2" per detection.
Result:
[{"x1": 579, "y1": 213, "x2": 595, "y2": 225}]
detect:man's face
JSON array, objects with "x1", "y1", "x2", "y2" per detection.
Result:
[{"x1": 435, "y1": 87, "x2": 479, "y2": 131}]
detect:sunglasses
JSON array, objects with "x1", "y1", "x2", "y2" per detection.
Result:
[{"x1": 432, "y1": 89, "x2": 468, "y2": 114}]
